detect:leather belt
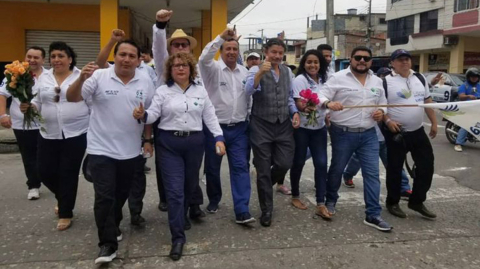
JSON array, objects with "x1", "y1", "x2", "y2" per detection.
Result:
[
  {"x1": 332, "y1": 123, "x2": 372, "y2": 133},
  {"x1": 167, "y1": 130, "x2": 200, "y2": 137},
  {"x1": 220, "y1": 121, "x2": 246, "y2": 128}
]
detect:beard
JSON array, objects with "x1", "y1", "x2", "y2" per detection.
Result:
[{"x1": 351, "y1": 64, "x2": 370, "y2": 74}]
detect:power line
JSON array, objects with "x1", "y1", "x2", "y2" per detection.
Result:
[{"x1": 231, "y1": 0, "x2": 264, "y2": 24}]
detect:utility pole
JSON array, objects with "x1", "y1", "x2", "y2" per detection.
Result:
[
  {"x1": 366, "y1": 0, "x2": 372, "y2": 49},
  {"x1": 326, "y1": 0, "x2": 335, "y2": 47},
  {"x1": 258, "y1": 29, "x2": 264, "y2": 50}
]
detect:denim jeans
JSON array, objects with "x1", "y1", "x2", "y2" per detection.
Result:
[
  {"x1": 343, "y1": 141, "x2": 411, "y2": 192},
  {"x1": 455, "y1": 128, "x2": 469, "y2": 146},
  {"x1": 326, "y1": 124, "x2": 382, "y2": 217}
]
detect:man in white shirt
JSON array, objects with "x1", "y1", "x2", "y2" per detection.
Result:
[
  {"x1": 140, "y1": 47, "x2": 155, "y2": 69},
  {"x1": 0, "y1": 47, "x2": 46, "y2": 200},
  {"x1": 66, "y1": 40, "x2": 154, "y2": 265},
  {"x1": 319, "y1": 46, "x2": 392, "y2": 232},
  {"x1": 383, "y1": 49, "x2": 437, "y2": 220},
  {"x1": 198, "y1": 28, "x2": 254, "y2": 224}
]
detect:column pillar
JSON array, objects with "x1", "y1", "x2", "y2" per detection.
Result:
[
  {"x1": 201, "y1": 10, "x2": 211, "y2": 51},
  {"x1": 449, "y1": 36, "x2": 465, "y2": 73},
  {"x1": 211, "y1": 0, "x2": 228, "y2": 59},
  {"x1": 419, "y1": 53, "x2": 429, "y2": 73},
  {"x1": 100, "y1": 0, "x2": 118, "y2": 61},
  {"x1": 192, "y1": 27, "x2": 202, "y2": 59}
]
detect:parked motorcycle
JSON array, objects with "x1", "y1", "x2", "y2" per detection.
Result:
[{"x1": 445, "y1": 120, "x2": 479, "y2": 144}]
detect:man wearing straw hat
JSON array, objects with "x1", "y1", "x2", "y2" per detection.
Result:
[
  {"x1": 382, "y1": 49, "x2": 437, "y2": 220},
  {"x1": 152, "y1": 9, "x2": 206, "y2": 227},
  {"x1": 319, "y1": 46, "x2": 392, "y2": 232}
]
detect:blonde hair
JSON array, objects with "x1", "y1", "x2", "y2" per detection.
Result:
[{"x1": 164, "y1": 52, "x2": 198, "y2": 84}]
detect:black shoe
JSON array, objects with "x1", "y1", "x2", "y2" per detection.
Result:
[
  {"x1": 95, "y1": 245, "x2": 117, "y2": 264},
  {"x1": 131, "y1": 214, "x2": 146, "y2": 226},
  {"x1": 169, "y1": 243, "x2": 184, "y2": 261},
  {"x1": 236, "y1": 212, "x2": 256, "y2": 224},
  {"x1": 386, "y1": 204, "x2": 407, "y2": 218},
  {"x1": 158, "y1": 202, "x2": 168, "y2": 212},
  {"x1": 144, "y1": 165, "x2": 151, "y2": 172},
  {"x1": 189, "y1": 205, "x2": 206, "y2": 219},
  {"x1": 260, "y1": 212, "x2": 272, "y2": 227},
  {"x1": 408, "y1": 203, "x2": 437, "y2": 219},
  {"x1": 184, "y1": 217, "x2": 191, "y2": 230},
  {"x1": 206, "y1": 203, "x2": 219, "y2": 213}
]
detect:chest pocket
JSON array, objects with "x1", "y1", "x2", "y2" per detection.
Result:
[{"x1": 188, "y1": 96, "x2": 205, "y2": 112}]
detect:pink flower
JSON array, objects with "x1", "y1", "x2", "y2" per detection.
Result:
[{"x1": 299, "y1": 89, "x2": 312, "y2": 99}]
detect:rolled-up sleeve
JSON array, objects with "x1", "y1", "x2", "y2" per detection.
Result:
[
  {"x1": 245, "y1": 66, "x2": 261, "y2": 96},
  {"x1": 319, "y1": 76, "x2": 337, "y2": 104},
  {"x1": 202, "y1": 95, "x2": 224, "y2": 141}
]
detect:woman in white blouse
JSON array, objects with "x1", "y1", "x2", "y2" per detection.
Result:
[
  {"x1": 21, "y1": 41, "x2": 89, "y2": 231},
  {"x1": 133, "y1": 52, "x2": 225, "y2": 261},
  {"x1": 289, "y1": 50, "x2": 331, "y2": 219}
]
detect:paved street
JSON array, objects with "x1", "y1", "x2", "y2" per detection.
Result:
[{"x1": 1, "y1": 115, "x2": 480, "y2": 268}]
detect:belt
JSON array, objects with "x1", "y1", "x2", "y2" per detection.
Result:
[
  {"x1": 332, "y1": 123, "x2": 372, "y2": 133},
  {"x1": 165, "y1": 130, "x2": 201, "y2": 137},
  {"x1": 220, "y1": 121, "x2": 246, "y2": 128}
]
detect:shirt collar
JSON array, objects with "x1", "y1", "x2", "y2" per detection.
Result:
[
  {"x1": 219, "y1": 57, "x2": 238, "y2": 72},
  {"x1": 109, "y1": 67, "x2": 140, "y2": 84},
  {"x1": 167, "y1": 79, "x2": 197, "y2": 88},
  {"x1": 391, "y1": 69, "x2": 414, "y2": 78},
  {"x1": 346, "y1": 66, "x2": 374, "y2": 77},
  {"x1": 47, "y1": 66, "x2": 80, "y2": 81}
]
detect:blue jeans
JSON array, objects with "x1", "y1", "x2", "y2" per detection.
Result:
[
  {"x1": 343, "y1": 141, "x2": 411, "y2": 192},
  {"x1": 326, "y1": 125, "x2": 382, "y2": 217},
  {"x1": 455, "y1": 128, "x2": 468, "y2": 146}
]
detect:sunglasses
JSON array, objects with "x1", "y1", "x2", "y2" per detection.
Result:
[
  {"x1": 353, "y1": 55, "x2": 372, "y2": 62},
  {"x1": 171, "y1": 42, "x2": 190, "y2": 49},
  {"x1": 53, "y1": 86, "x2": 61, "y2": 103}
]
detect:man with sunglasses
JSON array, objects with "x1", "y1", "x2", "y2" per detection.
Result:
[
  {"x1": 382, "y1": 49, "x2": 437, "y2": 220},
  {"x1": 319, "y1": 46, "x2": 392, "y2": 232},
  {"x1": 153, "y1": 9, "x2": 206, "y2": 226}
]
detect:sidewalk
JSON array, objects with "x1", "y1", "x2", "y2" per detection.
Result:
[{"x1": 0, "y1": 127, "x2": 18, "y2": 153}]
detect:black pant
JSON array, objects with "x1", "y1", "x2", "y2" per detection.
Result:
[
  {"x1": 384, "y1": 126, "x2": 434, "y2": 205},
  {"x1": 249, "y1": 116, "x2": 294, "y2": 213},
  {"x1": 128, "y1": 156, "x2": 147, "y2": 216},
  {"x1": 89, "y1": 154, "x2": 140, "y2": 250},
  {"x1": 13, "y1": 129, "x2": 41, "y2": 189},
  {"x1": 153, "y1": 122, "x2": 167, "y2": 204},
  {"x1": 37, "y1": 133, "x2": 87, "y2": 218}
]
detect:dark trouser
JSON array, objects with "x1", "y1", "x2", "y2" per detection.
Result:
[
  {"x1": 37, "y1": 133, "x2": 86, "y2": 218},
  {"x1": 153, "y1": 121, "x2": 167, "y2": 204},
  {"x1": 204, "y1": 122, "x2": 251, "y2": 215},
  {"x1": 89, "y1": 154, "x2": 139, "y2": 250},
  {"x1": 158, "y1": 130, "x2": 204, "y2": 244},
  {"x1": 385, "y1": 126, "x2": 434, "y2": 206},
  {"x1": 13, "y1": 129, "x2": 41, "y2": 189},
  {"x1": 249, "y1": 116, "x2": 294, "y2": 213},
  {"x1": 128, "y1": 156, "x2": 147, "y2": 216},
  {"x1": 290, "y1": 126, "x2": 328, "y2": 203}
]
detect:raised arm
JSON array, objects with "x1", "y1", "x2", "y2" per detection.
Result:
[
  {"x1": 153, "y1": 9, "x2": 172, "y2": 84},
  {"x1": 66, "y1": 62, "x2": 99, "y2": 102},
  {"x1": 95, "y1": 29, "x2": 125, "y2": 68}
]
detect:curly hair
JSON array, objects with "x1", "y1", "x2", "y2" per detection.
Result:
[
  {"x1": 164, "y1": 52, "x2": 198, "y2": 84},
  {"x1": 296, "y1": 49, "x2": 328, "y2": 84}
]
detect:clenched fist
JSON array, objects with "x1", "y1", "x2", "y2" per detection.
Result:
[
  {"x1": 80, "y1": 62, "x2": 99, "y2": 82},
  {"x1": 111, "y1": 29, "x2": 125, "y2": 42},
  {"x1": 156, "y1": 9, "x2": 173, "y2": 22}
]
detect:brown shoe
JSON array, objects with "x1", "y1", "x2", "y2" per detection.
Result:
[
  {"x1": 291, "y1": 198, "x2": 308, "y2": 210},
  {"x1": 315, "y1": 205, "x2": 332, "y2": 220},
  {"x1": 57, "y1": 218, "x2": 72, "y2": 231}
]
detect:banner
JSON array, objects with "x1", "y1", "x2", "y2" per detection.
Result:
[{"x1": 419, "y1": 100, "x2": 480, "y2": 139}]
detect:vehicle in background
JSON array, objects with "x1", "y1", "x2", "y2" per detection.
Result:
[{"x1": 423, "y1": 72, "x2": 466, "y2": 102}]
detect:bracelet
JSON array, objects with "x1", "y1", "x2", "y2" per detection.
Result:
[{"x1": 0, "y1": 114, "x2": 9, "y2": 119}]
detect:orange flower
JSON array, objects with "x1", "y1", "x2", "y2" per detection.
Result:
[
  {"x1": 18, "y1": 67, "x2": 26, "y2": 75},
  {"x1": 22, "y1": 62, "x2": 29, "y2": 68},
  {"x1": 9, "y1": 82, "x2": 17, "y2": 89},
  {"x1": 4, "y1": 70, "x2": 10, "y2": 75}
]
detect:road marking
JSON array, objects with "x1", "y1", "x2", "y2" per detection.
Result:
[{"x1": 443, "y1": 167, "x2": 471, "y2": 172}]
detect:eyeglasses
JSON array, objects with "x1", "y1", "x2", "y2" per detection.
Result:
[
  {"x1": 171, "y1": 42, "x2": 190, "y2": 48},
  {"x1": 53, "y1": 86, "x2": 61, "y2": 103},
  {"x1": 353, "y1": 55, "x2": 372, "y2": 62},
  {"x1": 172, "y1": 64, "x2": 189, "y2": 70}
]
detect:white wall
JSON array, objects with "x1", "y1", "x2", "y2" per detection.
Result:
[{"x1": 387, "y1": 0, "x2": 447, "y2": 20}]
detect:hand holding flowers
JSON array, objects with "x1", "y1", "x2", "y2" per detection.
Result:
[{"x1": 298, "y1": 89, "x2": 321, "y2": 127}]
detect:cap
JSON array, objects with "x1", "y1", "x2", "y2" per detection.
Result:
[
  {"x1": 390, "y1": 49, "x2": 411, "y2": 61},
  {"x1": 247, "y1": 52, "x2": 260, "y2": 59}
]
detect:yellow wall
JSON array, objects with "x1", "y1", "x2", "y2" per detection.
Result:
[{"x1": 0, "y1": 1, "x2": 131, "y2": 62}]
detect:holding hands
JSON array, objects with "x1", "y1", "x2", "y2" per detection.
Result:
[{"x1": 133, "y1": 102, "x2": 145, "y2": 120}]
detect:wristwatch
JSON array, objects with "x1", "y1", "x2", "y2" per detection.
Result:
[{"x1": 143, "y1": 138, "x2": 154, "y2": 144}]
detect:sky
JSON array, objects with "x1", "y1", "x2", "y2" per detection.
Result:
[{"x1": 230, "y1": 0, "x2": 388, "y2": 43}]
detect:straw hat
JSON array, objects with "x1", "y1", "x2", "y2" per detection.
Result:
[{"x1": 167, "y1": 29, "x2": 197, "y2": 49}]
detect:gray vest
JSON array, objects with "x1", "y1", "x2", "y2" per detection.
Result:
[{"x1": 251, "y1": 64, "x2": 291, "y2": 124}]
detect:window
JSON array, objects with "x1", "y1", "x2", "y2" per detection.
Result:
[
  {"x1": 387, "y1": 15, "x2": 415, "y2": 45},
  {"x1": 420, "y1": 10, "x2": 438, "y2": 32},
  {"x1": 454, "y1": 0, "x2": 479, "y2": 12},
  {"x1": 379, "y1": 18, "x2": 387, "y2": 24}
]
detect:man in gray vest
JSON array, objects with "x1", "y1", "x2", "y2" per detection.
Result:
[{"x1": 245, "y1": 38, "x2": 300, "y2": 227}]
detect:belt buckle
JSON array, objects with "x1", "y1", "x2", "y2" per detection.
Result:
[{"x1": 227, "y1": 123, "x2": 235, "y2": 127}]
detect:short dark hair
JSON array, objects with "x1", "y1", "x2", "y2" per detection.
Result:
[
  {"x1": 264, "y1": 38, "x2": 286, "y2": 51},
  {"x1": 48, "y1": 41, "x2": 76, "y2": 70},
  {"x1": 351, "y1": 46, "x2": 372, "y2": 58},
  {"x1": 114, "y1": 39, "x2": 141, "y2": 58},
  {"x1": 296, "y1": 49, "x2": 328, "y2": 84},
  {"x1": 27, "y1": 46, "x2": 46, "y2": 59},
  {"x1": 220, "y1": 38, "x2": 240, "y2": 51},
  {"x1": 140, "y1": 47, "x2": 152, "y2": 56},
  {"x1": 317, "y1": 44, "x2": 333, "y2": 52}
]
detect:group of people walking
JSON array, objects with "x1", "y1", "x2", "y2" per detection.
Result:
[{"x1": 0, "y1": 8, "x2": 440, "y2": 265}]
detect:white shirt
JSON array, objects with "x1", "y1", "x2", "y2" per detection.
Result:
[
  {"x1": 199, "y1": 35, "x2": 249, "y2": 124},
  {"x1": 292, "y1": 74, "x2": 327, "y2": 130},
  {"x1": 0, "y1": 68, "x2": 47, "y2": 130},
  {"x1": 385, "y1": 70, "x2": 431, "y2": 132},
  {"x1": 32, "y1": 68, "x2": 90, "y2": 139},
  {"x1": 145, "y1": 82, "x2": 223, "y2": 139},
  {"x1": 319, "y1": 67, "x2": 387, "y2": 129},
  {"x1": 81, "y1": 68, "x2": 155, "y2": 160},
  {"x1": 327, "y1": 66, "x2": 335, "y2": 79}
]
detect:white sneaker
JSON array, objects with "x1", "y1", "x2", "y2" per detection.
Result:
[
  {"x1": 27, "y1": 188, "x2": 40, "y2": 200},
  {"x1": 454, "y1": 145, "x2": 463, "y2": 152}
]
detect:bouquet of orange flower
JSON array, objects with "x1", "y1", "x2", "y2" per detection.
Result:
[{"x1": 4, "y1": 60, "x2": 43, "y2": 129}]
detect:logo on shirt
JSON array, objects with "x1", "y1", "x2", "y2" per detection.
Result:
[
  {"x1": 136, "y1": 90, "x2": 143, "y2": 100},
  {"x1": 370, "y1": 87, "x2": 381, "y2": 97},
  {"x1": 105, "y1": 90, "x2": 119, "y2": 96},
  {"x1": 396, "y1": 89, "x2": 412, "y2": 99},
  {"x1": 220, "y1": 82, "x2": 227, "y2": 86}
]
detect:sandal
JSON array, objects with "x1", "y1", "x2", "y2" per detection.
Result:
[
  {"x1": 291, "y1": 198, "x2": 308, "y2": 210},
  {"x1": 57, "y1": 218, "x2": 72, "y2": 231},
  {"x1": 315, "y1": 205, "x2": 332, "y2": 220},
  {"x1": 277, "y1": 184, "x2": 291, "y2": 195}
]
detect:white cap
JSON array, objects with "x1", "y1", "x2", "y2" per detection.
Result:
[{"x1": 247, "y1": 52, "x2": 261, "y2": 59}]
